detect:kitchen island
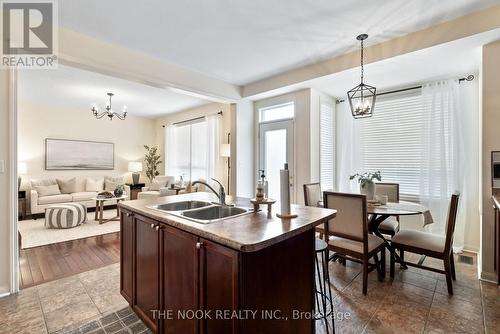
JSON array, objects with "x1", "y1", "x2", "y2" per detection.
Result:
[{"x1": 119, "y1": 192, "x2": 336, "y2": 334}]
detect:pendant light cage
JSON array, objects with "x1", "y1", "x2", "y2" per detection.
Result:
[{"x1": 347, "y1": 34, "x2": 376, "y2": 119}]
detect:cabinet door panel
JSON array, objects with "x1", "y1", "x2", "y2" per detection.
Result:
[
  {"x1": 120, "y1": 210, "x2": 134, "y2": 303},
  {"x1": 162, "y1": 226, "x2": 199, "y2": 334},
  {"x1": 134, "y1": 216, "x2": 160, "y2": 331},
  {"x1": 200, "y1": 239, "x2": 239, "y2": 334}
]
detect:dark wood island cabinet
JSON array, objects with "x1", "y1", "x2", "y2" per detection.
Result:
[{"x1": 119, "y1": 193, "x2": 336, "y2": 334}]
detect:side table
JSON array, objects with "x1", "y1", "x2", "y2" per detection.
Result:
[
  {"x1": 18, "y1": 190, "x2": 26, "y2": 220},
  {"x1": 127, "y1": 183, "x2": 145, "y2": 200}
]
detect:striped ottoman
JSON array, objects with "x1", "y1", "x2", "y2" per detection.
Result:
[{"x1": 45, "y1": 203, "x2": 87, "y2": 229}]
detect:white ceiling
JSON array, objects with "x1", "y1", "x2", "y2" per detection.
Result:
[
  {"x1": 247, "y1": 29, "x2": 500, "y2": 100},
  {"x1": 18, "y1": 65, "x2": 210, "y2": 118},
  {"x1": 58, "y1": 0, "x2": 500, "y2": 85}
]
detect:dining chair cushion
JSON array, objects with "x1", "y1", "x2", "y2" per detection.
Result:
[
  {"x1": 328, "y1": 234, "x2": 384, "y2": 254},
  {"x1": 378, "y1": 218, "x2": 399, "y2": 234},
  {"x1": 304, "y1": 183, "x2": 321, "y2": 207},
  {"x1": 374, "y1": 183, "x2": 399, "y2": 202},
  {"x1": 391, "y1": 230, "x2": 445, "y2": 254}
]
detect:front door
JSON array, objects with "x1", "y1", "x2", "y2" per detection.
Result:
[{"x1": 259, "y1": 120, "x2": 294, "y2": 202}]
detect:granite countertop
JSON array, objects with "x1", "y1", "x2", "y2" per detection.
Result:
[{"x1": 119, "y1": 192, "x2": 337, "y2": 252}]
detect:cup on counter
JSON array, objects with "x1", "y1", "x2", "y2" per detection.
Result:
[{"x1": 376, "y1": 195, "x2": 388, "y2": 205}]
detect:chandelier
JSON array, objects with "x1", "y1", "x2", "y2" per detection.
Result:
[
  {"x1": 347, "y1": 34, "x2": 376, "y2": 119},
  {"x1": 92, "y1": 93, "x2": 127, "y2": 120}
]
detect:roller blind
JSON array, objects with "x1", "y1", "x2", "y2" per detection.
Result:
[
  {"x1": 320, "y1": 101, "x2": 335, "y2": 191},
  {"x1": 357, "y1": 91, "x2": 425, "y2": 200}
]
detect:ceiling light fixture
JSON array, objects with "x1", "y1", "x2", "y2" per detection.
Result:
[
  {"x1": 92, "y1": 92, "x2": 127, "y2": 120},
  {"x1": 347, "y1": 34, "x2": 376, "y2": 119}
]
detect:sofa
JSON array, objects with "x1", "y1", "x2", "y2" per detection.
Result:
[
  {"x1": 29, "y1": 176, "x2": 131, "y2": 215},
  {"x1": 137, "y1": 176, "x2": 207, "y2": 200}
]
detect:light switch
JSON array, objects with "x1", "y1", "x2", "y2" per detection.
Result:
[{"x1": 0, "y1": 160, "x2": 4, "y2": 173}]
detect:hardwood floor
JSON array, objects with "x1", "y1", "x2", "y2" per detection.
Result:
[{"x1": 19, "y1": 232, "x2": 120, "y2": 289}]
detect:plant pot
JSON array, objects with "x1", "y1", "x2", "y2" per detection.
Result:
[
  {"x1": 114, "y1": 188, "x2": 124, "y2": 197},
  {"x1": 360, "y1": 182, "x2": 375, "y2": 200}
]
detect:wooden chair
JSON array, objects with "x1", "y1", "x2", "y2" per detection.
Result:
[
  {"x1": 374, "y1": 182, "x2": 400, "y2": 237},
  {"x1": 304, "y1": 183, "x2": 327, "y2": 240},
  {"x1": 323, "y1": 191, "x2": 386, "y2": 295},
  {"x1": 390, "y1": 192, "x2": 460, "y2": 295},
  {"x1": 303, "y1": 183, "x2": 322, "y2": 207}
]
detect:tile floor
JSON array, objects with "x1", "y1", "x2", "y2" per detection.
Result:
[{"x1": 1, "y1": 252, "x2": 498, "y2": 334}]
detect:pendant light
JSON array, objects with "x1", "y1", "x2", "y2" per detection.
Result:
[{"x1": 347, "y1": 34, "x2": 376, "y2": 119}]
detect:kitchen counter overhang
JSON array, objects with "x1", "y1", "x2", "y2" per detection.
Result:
[{"x1": 118, "y1": 192, "x2": 337, "y2": 252}]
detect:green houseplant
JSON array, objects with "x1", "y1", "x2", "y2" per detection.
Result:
[
  {"x1": 349, "y1": 171, "x2": 381, "y2": 200},
  {"x1": 144, "y1": 145, "x2": 162, "y2": 183}
]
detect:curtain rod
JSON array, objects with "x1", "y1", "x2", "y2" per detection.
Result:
[
  {"x1": 336, "y1": 74, "x2": 475, "y2": 104},
  {"x1": 162, "y1": 110, "x2": 223, "y2": 128}
]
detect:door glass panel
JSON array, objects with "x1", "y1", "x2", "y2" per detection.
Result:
[{"x1": 265, "y1": 129, "x2": 287, "y2": 200}]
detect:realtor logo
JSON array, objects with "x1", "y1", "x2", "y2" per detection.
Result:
[{"x1": 1, "y1": 0, "x2": 58, "y2": 68}]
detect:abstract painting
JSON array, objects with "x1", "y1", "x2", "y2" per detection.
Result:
[{"x1": 45, "y1": 139, "x2": 114, "y2": 170}]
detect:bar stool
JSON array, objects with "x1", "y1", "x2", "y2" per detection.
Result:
[{"x1": 315, "y1": 238, "x2": 335, "y2": 333}]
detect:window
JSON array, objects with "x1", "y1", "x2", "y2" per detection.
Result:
[
  {"x1": 356, "y1": 91, "x2": 430, "y2": 200},
  {"x1": 167, "y1": 120, "x2": 207, "y2": 181},
  {"x1": 320, "y1": 101, "x2": 335, "y2": 191},
  {"x1": 259, "y1": 102, "x2": 294, "y2": 122}
]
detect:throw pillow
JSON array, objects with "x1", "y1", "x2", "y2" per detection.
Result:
[
  {"x1": 34, "y1": 184, "x2": 61, "y2": 197},
  {"x1": 31, "y1": 178, "x2": 57, "y2": 188},
  {"x1": 149, "y1": 179, "x2": 167, "y2": 191},
  {"x1": 104, "y1": 176, "x2": 124, "y2": 191},
  {"x1": 57, "y1": 178, "x2": 77, "y2": 194},
  {"x1": 86, "y1": 178, "x2": 104, "y2": 192}
]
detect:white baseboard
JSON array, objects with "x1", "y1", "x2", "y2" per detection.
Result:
[
  {"x1": 0, "y1": 287, "x2": 11, "y2": 299},
  {"x1": 480, "y1": 270, "x2": 498, "y2": 283}
]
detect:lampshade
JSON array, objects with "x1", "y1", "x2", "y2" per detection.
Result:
[
  {"x1": 220, "y1": 144, "x2": 231, "y2": 158},
  {"x1": 128, "y1": 161, "x2": 143, "y2": 172},
  {"x1": 18, "y1": 162, "x2": 27, "y2": 175}
]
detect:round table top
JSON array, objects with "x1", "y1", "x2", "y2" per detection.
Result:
[
  {"x1": 367, "y1": 200, "x2": 427, "y2": 216},
  {"x1": 92, "y1": 194, "x2": 128, "y2": 201}
]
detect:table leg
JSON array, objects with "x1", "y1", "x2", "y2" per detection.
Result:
[
  {"x1": 99, "y1": 201, "x2": 104, "y2": 224},
  {"x1": 116, "y1": 199, "x2": 120, "y2": 216},
  {"x1": 95, "y1": 201, "x2": 98, "y2": 220},
  {"x1": 369, "y1": 214, "x2": 408, "y2": 270}
]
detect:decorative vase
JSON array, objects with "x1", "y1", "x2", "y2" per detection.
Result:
[
  {"x1": 114, "y1": 187, "x2": 124, "y2": 197},
  {"x1": 360, "y1": 182, "x2": 375, "y2": 200}
]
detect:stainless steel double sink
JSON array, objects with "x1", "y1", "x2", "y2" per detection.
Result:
[{"x1": 148, "y1": 200, "x2": 252, "y2": 224}]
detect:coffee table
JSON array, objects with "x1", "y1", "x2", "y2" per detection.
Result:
[{"x1": 92, "y1": 194, "x2": 128, "y2": 224}]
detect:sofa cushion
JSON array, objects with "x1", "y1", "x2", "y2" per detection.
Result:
[
  {"x1": 57, "y1": 178, "x2": 77, "y2": 194},
  {"x1": 38, "y1": 194, "x2": 73, "y2": 205},
  {"x1": 86, "y1": 178, "x2": 104, "y2": 192},
  {"x1": 105, "y1": 176, "x2": 124, "y2": 191},
  {"x1": 31, "y1": 178, "x2": 57, "y2": 187},
  {"x1": 137, "y1": 191, "x2": 160, "y2": 200},
  {"x1": 72, "y1": 191, "x2": 97, "y2": 202},
  {"x1": 34, "y1": 184, "x2": 61, "y2": 197}
]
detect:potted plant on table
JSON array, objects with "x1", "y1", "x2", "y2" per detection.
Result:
[
  {"x1": 350, "y1": 171, "x2": 381, "y2": 200},
  {"x1": 144, "y1": 145, "x2": 162, "y2": 183}
]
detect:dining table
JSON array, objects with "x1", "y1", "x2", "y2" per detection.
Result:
[{"x1": 367, "y1": 200, "x2": 433, "y2": 269}]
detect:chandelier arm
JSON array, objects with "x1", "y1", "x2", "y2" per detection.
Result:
[
  {"x1": 113, "y1": 112, "x2": 127, "y2": 120},
  {"x1": 95, "y1": 112, "x2": 108, "y2": 119}
]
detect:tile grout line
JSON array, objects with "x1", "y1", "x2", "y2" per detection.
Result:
[
  {"x1": 480, "y1": 282, "x2": 488, "y2": 334},
  {"x1": 34, "y1": 285, "x2": 50, "y2": 334},
  {"x1": 421, "y1": 286, "x2": 436, "y2": 334}
]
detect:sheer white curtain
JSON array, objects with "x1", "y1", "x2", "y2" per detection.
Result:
[
  {"x1": 336, "y1": 101, "x2": 362, "y2": 192},
  {"x1": 419, "y1": 78, "x2": 479, "y2": 252}
]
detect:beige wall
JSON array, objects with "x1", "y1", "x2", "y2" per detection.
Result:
[
  {"x1": 481, "y1": 41, "x2": 500, "y2": 281},
  {"x1": 18, "y1": 102, "x2": 156, "y2": 190},
  {"x1": 154, "y1": 102, "x2": 233, "y2": 191},
  {"x1": 0, "y1": 70, "x2": 14, "y2": 295}
]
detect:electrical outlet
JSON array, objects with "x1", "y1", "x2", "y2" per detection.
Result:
[{"x1": 0, "y1": 160, "x2": 4, "y2": 173}]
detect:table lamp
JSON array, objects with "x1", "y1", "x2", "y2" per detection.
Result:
[{"x1": 128, "y1": 161, "x2": 143, "y2": 185}]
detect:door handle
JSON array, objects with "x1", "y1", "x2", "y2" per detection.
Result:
[
  {"x1": 126, "y1": 212, "x2": 133, "y2": 217},
  {"x1": 150, "y1": 223, "x2": 156, "y2": 229},
  {"x1": 155, "y1": 225, "x2": 160, "y2": 231},
  {"x1": 196, "y1": 241, "x2": 203, "y2": 249}
]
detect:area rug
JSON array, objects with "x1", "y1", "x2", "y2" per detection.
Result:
[{"x1": 18, "y1": 209, "x2": 120, "y2": 249}]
